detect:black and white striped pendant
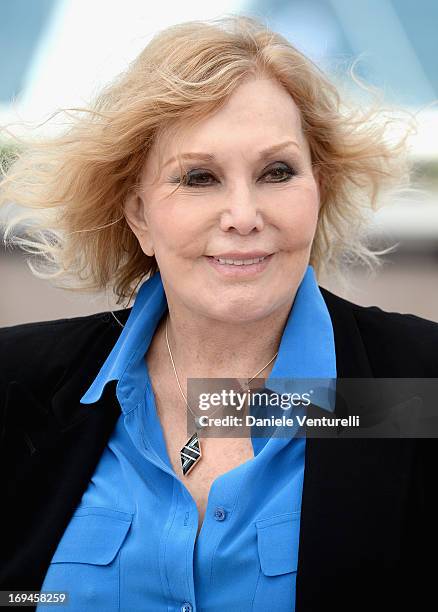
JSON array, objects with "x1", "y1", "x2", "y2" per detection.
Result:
[{"x1": 180, "y1": 431, "x2": 202, "y2": 476}]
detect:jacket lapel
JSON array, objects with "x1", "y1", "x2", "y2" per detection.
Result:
[
  {"x1": 1, "y1": 345, "x2": 122, "y2": 591},
  {"x1": 295, "y1": 288, "x2": 414, "y2": 610}
]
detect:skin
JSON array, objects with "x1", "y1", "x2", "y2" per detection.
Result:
[{"x1": 124, "y1": 75, "x2": 321, "y2": 382}]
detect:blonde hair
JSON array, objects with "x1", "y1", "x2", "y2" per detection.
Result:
[{"x1": 0, "y1": 14, "x2": 420, "y2": 305}]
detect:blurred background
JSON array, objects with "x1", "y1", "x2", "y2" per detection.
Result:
[{"x1": 1, "y1": 0, "x2": 437, "y2": 326}]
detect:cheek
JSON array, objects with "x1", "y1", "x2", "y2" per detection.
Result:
[
  {"x1": 275, "y1": 190, "x2": 319, "y2": 246},
  {"x1": 151, "y1": 204, "x2": 207, "y2": 257}
]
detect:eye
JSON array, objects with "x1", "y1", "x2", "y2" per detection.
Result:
[
  {"x1": 167, "y1": 161, "x2": 297, "y2": 189},
  {"x1": 184, "y1": 170, "x2": 217, "y2": 187},
  {"x1": 261, "y1": 162, "x2": 296, "y2": 183},
  {"x1": 169, "y1": 169, "x2": 217, "y2": 188}
]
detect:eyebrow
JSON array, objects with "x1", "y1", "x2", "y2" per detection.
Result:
[{"x1": 162, "y1": 140, "x2": 301, "y2": 168}]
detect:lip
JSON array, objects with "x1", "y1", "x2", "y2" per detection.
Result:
[
  {"x1": 205, "y1": 252, "x2": 275, "y2": 277},
  {"x1": 209, "y1": 251, "x2": 273, "y2": 259}
]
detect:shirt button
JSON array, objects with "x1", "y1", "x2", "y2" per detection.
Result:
[
  {"x1": 181, "y1": 604, "x2": 193, "y2": 612},
  {"x1": 214, "y1": 506, "x2": 226, "y2": 521}
]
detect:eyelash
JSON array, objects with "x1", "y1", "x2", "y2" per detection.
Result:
[{"x1": 168, "y1": 162, "x2": 297, "y2": 188}]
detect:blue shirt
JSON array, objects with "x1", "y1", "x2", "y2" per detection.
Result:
[{"x1": 38, "y1": 265, "x2": 336, "y2": 612}]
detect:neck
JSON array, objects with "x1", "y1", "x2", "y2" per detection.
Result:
[{"x1": 159, "y1": 297, "x2": 295, "y2": 381}]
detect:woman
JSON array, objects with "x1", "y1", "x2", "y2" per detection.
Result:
[{"x1": 1, "y1": 15, "x2": 437, "y2": 612}]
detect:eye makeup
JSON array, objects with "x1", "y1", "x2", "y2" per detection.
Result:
[{"x1": 167, "y1": 161, "x2": 298, "y2": 188}]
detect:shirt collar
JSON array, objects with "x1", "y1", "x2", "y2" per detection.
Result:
[
  {"x1": 80, "y1": 265, "x2": 336, "y2": 411},
  {"x1": 80, "y1": 271, "x2": 167, "y2": 405},
  {"x1": 264, "y1": 265, "x2": 337, "y2": 411}
]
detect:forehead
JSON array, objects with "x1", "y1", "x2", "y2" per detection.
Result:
[{"x1": 149, "y1": 78, "x2": 306, "y2": 165}]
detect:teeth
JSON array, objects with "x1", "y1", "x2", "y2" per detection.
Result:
[{"x1": 214, "y1": 256, "x2": 267, "y2": 266}]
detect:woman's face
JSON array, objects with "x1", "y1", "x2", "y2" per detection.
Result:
[{"x1": 124, "y1": 77, "x2": 321, "y2": 323}]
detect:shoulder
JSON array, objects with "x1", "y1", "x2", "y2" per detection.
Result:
[
  {"x1": 320, "y1": 285, "x2": 438, "y2": 338},
  {"x1": 0, "y1": 308, "x2": 132, "y2": 390},
  {"x1": 319, "y1": 286, "x2": 438, "y2": 376}
]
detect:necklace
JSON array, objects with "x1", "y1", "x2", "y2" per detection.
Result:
[{"x1": 165, "y1": 314, "x2": 278, "y2": 476}]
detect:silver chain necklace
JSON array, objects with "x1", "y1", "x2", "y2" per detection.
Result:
[{"x1": 165, "y1": 314, "x2": 278, "y2": 476}]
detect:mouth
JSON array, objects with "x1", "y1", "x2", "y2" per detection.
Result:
[
  {"x1": 204, "y1": 253, "x2": 275, "y2": 276},
  {"x1": 210, "y1": 254, "x2": 270, "y2": 266}
]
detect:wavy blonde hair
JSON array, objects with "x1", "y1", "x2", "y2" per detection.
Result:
[{"x1": 1, "y1": 14, "x2": 419, "y2": 305}]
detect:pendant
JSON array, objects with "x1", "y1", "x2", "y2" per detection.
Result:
[{"x1": 180, "y1": 431, "x2": 202, "y2": 476}]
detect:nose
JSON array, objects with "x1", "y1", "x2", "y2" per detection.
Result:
[{"x1": 219, "y1": 185, "x2": 264, "y2": 235}]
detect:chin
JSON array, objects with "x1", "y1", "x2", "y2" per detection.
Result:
[{"x1": 204, "y1": 300, "x2": 274, "y2": 324}]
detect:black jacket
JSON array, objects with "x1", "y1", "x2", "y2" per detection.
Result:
[{"x1": 1, "y1": 286, "x2": 438, "y2": 612}]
